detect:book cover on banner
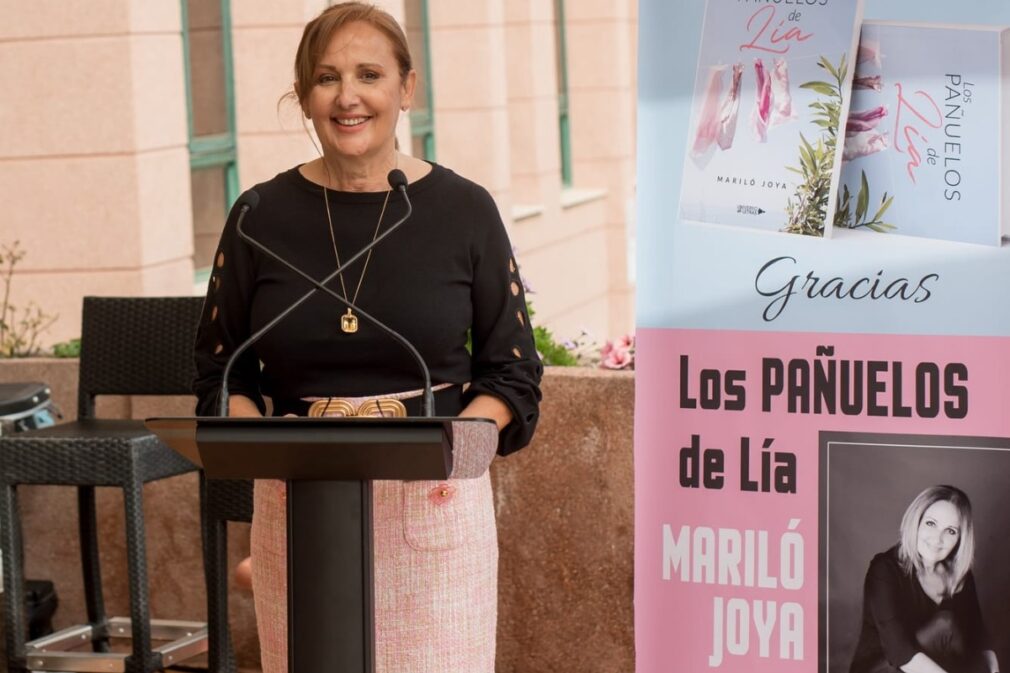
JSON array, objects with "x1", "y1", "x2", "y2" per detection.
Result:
[
  {"x1": 679, "y1": 0, "x2": 864, "y2": 237},
  {"x1": 838, "y1": 22, "x2": 1010, "y2": 246}
]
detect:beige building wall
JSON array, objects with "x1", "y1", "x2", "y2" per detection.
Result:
[
  {"x1": 0, "y1": 1, "x2": 195, "y2": 347},
  {"x1": 0, "y1": 0, "x2": 636, "y2": 352},
  {"x1": 427, "y1": 0, "x2": 512, "y2": 214},
  {"x1": 566, "y1": 0, "x2": 638, "y2": 337},
  {"x1": 426, "y1": 0, "x2": 637, "y2": 343}
]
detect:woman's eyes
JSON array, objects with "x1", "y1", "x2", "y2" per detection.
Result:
[
  {"x1": 924, "y1": 520, "x2": 958, "y2": 536},
  {"x1": 315, "y1": 71, "x2": 381, "y2": 85}
]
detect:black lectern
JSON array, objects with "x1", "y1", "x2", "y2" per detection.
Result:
[{"x1": 145, "y1": 415, "x2": 498, "y2": 673}]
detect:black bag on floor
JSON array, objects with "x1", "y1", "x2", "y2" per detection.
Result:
[
  {"x1": 0, "y1": 382, "x2": 61, "y2": 435},
  {"x1": 26, "y1": 579, "x2": 57, "y2": 639},
  {"x1": 0, "y1": 382, "x2": 62, "y2": 639}
]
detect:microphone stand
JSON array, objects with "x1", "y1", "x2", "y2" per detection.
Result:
[{"x1": 218, "y1": 177, "x2": 435, "y2": 418}]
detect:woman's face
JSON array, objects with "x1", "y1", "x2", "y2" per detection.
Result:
[
  {"x1": 305, "y1": 21, "x2": 415, "y2": 164},
  {"x1": 916, "y1": 499, "x2": 961, "y2": 566}
]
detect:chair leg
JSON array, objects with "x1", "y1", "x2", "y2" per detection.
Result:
[
  {"x1": 1, "y1": 483, "x2": 28, "y2": 673},
  {"x1": 78, "y1": 485, "x2": 110, "y2": 653},
  {"x1": 121, "y1": 482, "x2": 156, "y2": 673},
  {"x1": 202, "y1": 476, "x2": 236, "y2": 673}
]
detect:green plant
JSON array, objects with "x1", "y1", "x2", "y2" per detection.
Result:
[
  {"x1": 834, "y1": 169, "x2": 895, "y2": 232},
  {"x1": 526, "y1": 302, "x2": 577, "y2": 366},
  {"x1": 1, "y1": 241, "x2": 57, "y2": 358},
  {"x1": 783, "y1": 54, "x2": 847, "y2": 236},
  {"x1": 52, "y1": 338, "x2": 81, "y2": 358}
]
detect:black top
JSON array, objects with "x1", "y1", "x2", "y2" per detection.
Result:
[
  {"x1": 193, "y1": 164, "x2": 542, "y2": 455},
  {"x1": 849, "y1": 546, "x2": 991, "y2": 673}
]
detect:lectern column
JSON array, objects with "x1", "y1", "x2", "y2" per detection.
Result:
[{"x1": 287, "y1": 480, "x2": 375, "y2": 673}]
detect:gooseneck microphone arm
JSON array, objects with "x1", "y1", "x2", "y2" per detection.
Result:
[
  {"x1": 217, "y1": 171, "x2": 435, "y2": 418},
  {"x1": 217, "y1": 193, "x2": 258, "y2": 418}
]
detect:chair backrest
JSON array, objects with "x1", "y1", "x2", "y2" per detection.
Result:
[{"x1": 77, "y1": 296, "x2": 205, "y2": 418}]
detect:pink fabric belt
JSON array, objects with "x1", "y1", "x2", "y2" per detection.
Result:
[{"x1": 300, "y1": 381, "x2": 455, "y2": 405}]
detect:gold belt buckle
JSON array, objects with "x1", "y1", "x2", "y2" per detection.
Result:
[{"x1": 307, "y1": 397, "x2": 407, "y2": 418}]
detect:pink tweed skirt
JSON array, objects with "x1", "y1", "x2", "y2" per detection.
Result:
[{"x1": 250, "y1": 473, "x2": 499, "y2": 673}]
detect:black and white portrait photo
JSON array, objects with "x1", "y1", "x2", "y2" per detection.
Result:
[{"x1": 819, "y1": 432, "x2": 1010, "y2": 673}]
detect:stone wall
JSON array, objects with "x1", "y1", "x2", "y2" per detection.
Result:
[{"x1": 0, "y1": 360, "x2": 634, "y2": 672}]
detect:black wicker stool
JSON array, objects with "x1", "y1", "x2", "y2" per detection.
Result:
[{"x1": 0, "y1": 296, "x2": 208, "y2": 673}]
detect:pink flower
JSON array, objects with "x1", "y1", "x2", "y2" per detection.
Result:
[
  {"x1": 853, "y1": 74, "x2": 882, "y2": 91},
  {"x1": 845, "y1": 105, "x2": 888, "y2": 135},
  {"x1": 600, "y1": 334, "x2": 635, "y2": 370}
]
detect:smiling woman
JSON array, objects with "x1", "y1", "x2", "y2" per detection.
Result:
[
  {"x1": 191, "y1": 3, "x2": 543, "y2": 673},
  {"x1": 295, "y1": 14, "x2": 417, "y2": 184},
  {"x1": 849, "y1": 485, "x2": 998, "y2": 673}
]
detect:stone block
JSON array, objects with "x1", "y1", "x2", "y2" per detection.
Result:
[
  {"x1": 428, "y1": 0, "x2": 504, "y2": 29},
  {"x1": 569, "y1": 88, "x2": 635, "y2": 161},
  {"x1": 566, "y1": 21, "x2": 633, "y2": 91},
  {"x1": 0, "y1": 35, "x2": 186, "y2": 158},
  {"x1": 430, "y1": 26, "x2": 507, "y2": 109},
  {"x1": 233, "y1": 26, "x2": 306, "y2": 135},
  {"x1": 493, "y1": 368, "x2": 634, "y2": 673},
  {"x1": 0, "y1": 1, "x2": 129, "y2": 40},
  {"x1": 236, "y1": 132, "x2": 318, "y2": 190},
  {"x1": 435, "y1": 108, "x2": 511, "y2": 195}
]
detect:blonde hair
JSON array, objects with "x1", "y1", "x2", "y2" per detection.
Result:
[
  {"x1": 289, "y1": 2, "x2": 413, "y2": 112},
  {"x1": 897, "y1": 484, "x2": 975, "y2": 596}
]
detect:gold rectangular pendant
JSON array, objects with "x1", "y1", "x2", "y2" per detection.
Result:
[{"x1": 340, "y1": 309, "x2": 359, "y2": 334}]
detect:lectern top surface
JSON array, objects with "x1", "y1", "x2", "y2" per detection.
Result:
[{"x1": 143, "y1": 416, "x2": 496, "y2": 481}]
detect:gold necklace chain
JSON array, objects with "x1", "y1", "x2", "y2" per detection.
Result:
[{"x1": 322, "y1": 184, "x2": 391, "y2": 334}]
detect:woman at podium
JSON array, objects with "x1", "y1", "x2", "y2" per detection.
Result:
[{"x1": 192, "y1": 3, "x2": 542, "y2": 671}]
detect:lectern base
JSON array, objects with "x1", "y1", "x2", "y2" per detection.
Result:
[{"x1": 288, "y1": 480, "x2": 374, "y2": 673}]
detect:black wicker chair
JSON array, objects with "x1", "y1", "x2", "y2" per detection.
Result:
[
  {"x1": 202, "y1": 478, "x2": 252, "y2": 673},
  {"x1": 0, "y1": 296, "x2": 207, "y2": 673}
]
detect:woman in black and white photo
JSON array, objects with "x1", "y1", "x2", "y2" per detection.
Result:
[{"x1": 849, "y1": 485, "x2": 999, "y2": 673}]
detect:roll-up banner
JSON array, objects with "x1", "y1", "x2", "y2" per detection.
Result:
[{"x1": 635, "y1": 2, "x2": 1010, "y2": 672}]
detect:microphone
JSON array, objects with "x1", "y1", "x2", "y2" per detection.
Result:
[
  {"x1": 387, "y1": 168, "x2": 408, "y2": 192},
  {"x1": 218, "y1": 175, "x2": 434, "y2": 417},
  {"x1": 235, "y1": 189, "x2": 259, "y2": 212}
]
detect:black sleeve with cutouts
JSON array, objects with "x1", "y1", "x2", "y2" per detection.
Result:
[
  {"x1": 462, "y1": 183, "x2": 543, "y2": 456},
  {"x1": 192, "y1": 202, "x2": 266, "y2": 417}
]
